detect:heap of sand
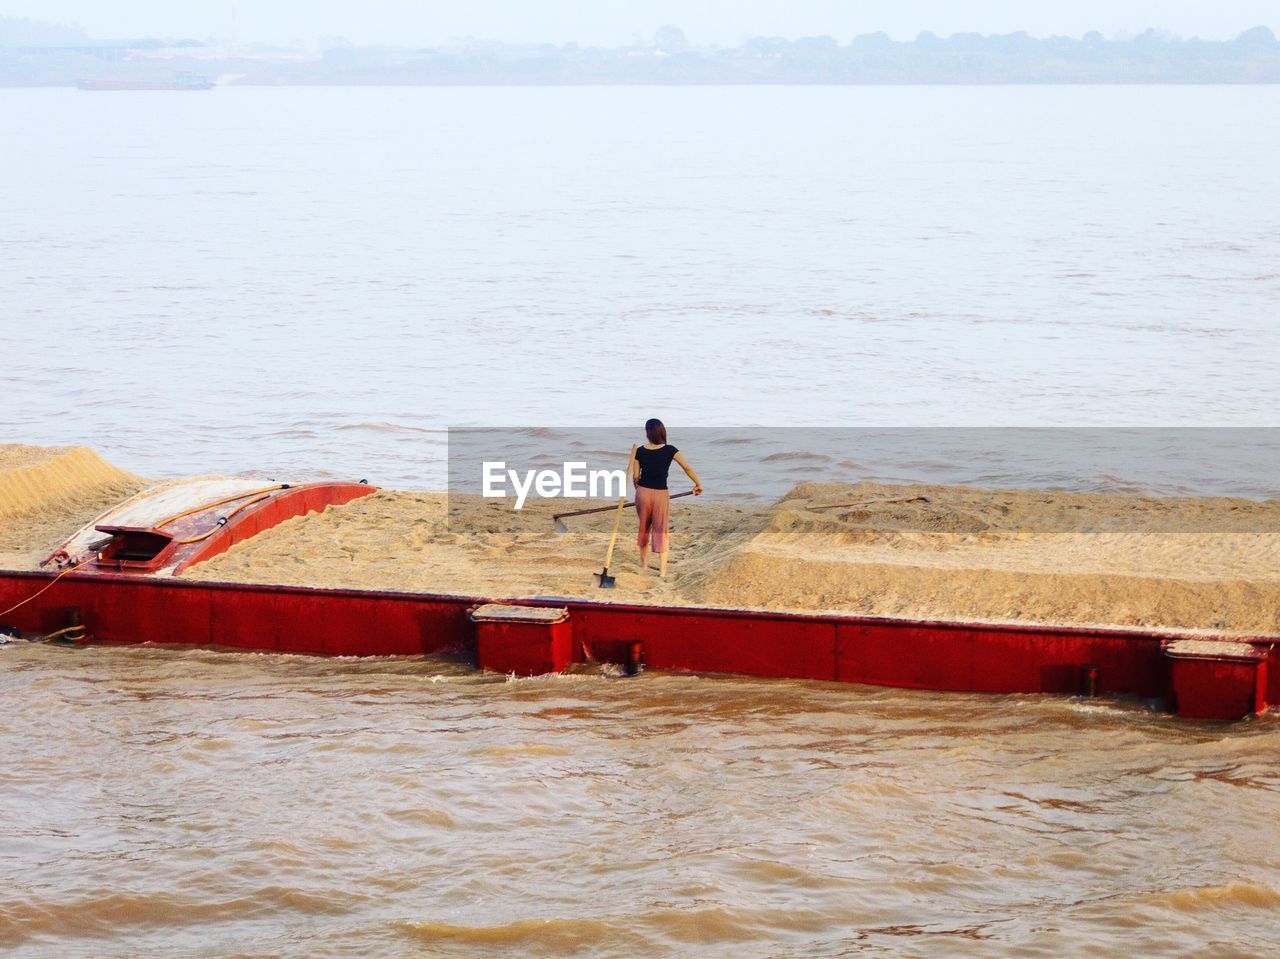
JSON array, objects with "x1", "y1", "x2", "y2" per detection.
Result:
[
  {"x1": 0, "y1": 445, "x2": 144, "y2": 568},
  {"x1": 193, "y1": 489, "x2": 763, "y2": 606},
  {"x1": 680, "y1": 483, "x2": 1280, "y2": 635},
  {"x1": 191, "y1": 480, "x2": 1280, "y2": 635},
  {"x1": 3, "y1": 445, "x2": 1277, "y2": 635}
]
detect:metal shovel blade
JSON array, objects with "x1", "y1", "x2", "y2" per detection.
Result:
[
  {"x1": 592, "y1": 567, "x2": 616, "y2": 589},
  {"x1": 553, "y1": 517, "x2": 570, "y2": 535}
]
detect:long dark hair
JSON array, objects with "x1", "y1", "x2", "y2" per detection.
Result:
[{"x1": 645, "y1": 418, "x2": 667, "y2": 445}]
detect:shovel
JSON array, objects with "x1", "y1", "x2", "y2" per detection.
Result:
[
  {"x1": 592, "y1": 445, "x2": 636, "y2": 589},
  {"x1": 554, "y1": 490, "x2": 695, "y2": 534}
]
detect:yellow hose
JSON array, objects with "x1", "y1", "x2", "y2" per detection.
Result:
[
  {"x1": 175, "y1": 493, "x2": 273, "y2": 545},
  {"x1": 0, "y1": 558, "x2": 92, "y2": 619},
  {"x1": 155, "y1": 484, "x2": 287, "y2": 529},
  {"x1": 41, "y1": 624, "x2": 87, "y2": 643}
]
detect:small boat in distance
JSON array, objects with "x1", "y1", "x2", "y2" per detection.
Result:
[{"x1": 77, "y1": 72, "x2": 215, "y2": 91}]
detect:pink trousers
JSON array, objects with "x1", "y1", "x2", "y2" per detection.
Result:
[{"x1": 634, "y1": 486, "x2": 670, "y2": 553}]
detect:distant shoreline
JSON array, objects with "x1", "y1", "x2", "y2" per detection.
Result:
[
  {"x1": 5, "y1": 79, "x2": 1280, "y2": 89},
  {"x1": 3, "y1": 24, "x2": 1279, "y2": 87}
]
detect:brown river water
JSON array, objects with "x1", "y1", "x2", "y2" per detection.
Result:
[{"x1": 2, "y1": 642, "x2": 1278, "y2": 957}]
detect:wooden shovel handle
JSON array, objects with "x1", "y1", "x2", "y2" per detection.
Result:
[
  {"x1": 602, "y1": 445, "x2": 636, "y2": 572},
  {"x1": 555, "y1": 489, "x2": 695, "y2": 522}
]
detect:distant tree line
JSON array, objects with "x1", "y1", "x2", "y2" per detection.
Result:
[
  {"x1": 0, "y1": 15, "x2": 88, "y2": 47},
  {"x1": 305, "y1": 26, "x2": 1280, "y2": 85},
  {"x1": 3, "y1": 19, "x2": 1279, "y2": 86}
]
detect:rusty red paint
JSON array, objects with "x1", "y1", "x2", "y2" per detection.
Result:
[
  {"x1": 93, "y1": 526, "x2": 178, "y2": 572},
  {"x1": 0, "y1": 571, "x2": 1274, "y2": 720},
  {"x1": 473, "y1": 617, "x2": 573, "y2": 676},
  {"x1": 46, "y1": 482, "x2": 378, "y2": 576},
  {"x1": 1166, "y1": 647, "x2": 1269, "y2": 720}
]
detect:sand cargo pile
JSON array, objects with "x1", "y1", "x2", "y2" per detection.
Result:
[
  {"x1": 0, "y1": 445, "x2": 141, "y2": 520},
  {"x1": 0, "y1": 446, "x2": 145, "y2": 569},
  {"x1": 186, "y1": 477, "x2": 1280, "y2": 636}
]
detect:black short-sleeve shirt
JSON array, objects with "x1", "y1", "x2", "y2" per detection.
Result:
[{"x1": 635, "y1": 445, "x2": 679, "y2": 490}]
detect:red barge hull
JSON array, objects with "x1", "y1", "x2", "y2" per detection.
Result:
[{"x1": 1, "y1": 570, "x2": 1274, "y2": 720}]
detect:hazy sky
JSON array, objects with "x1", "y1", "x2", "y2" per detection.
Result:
[{"x1": 2, "y1": 0, "x2": 1275, "y2": 46}]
